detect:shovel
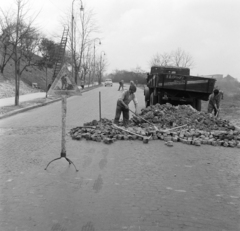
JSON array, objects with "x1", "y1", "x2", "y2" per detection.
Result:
[
  {"x1": 131, "y1": 111, "x2": 159, "y2": 131},
  {"x1": 121, "y1": 101, "x2": 159, "y2": 130}
]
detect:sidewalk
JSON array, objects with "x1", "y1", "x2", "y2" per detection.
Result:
[
  {"x1": 0, "y1": 84, "x2": 101, "y2": 120},
  {"x1": 0, "y1": 92, "x2": 47, "y2": 107},
  {"x1": 0, "y1": 84, "x2": 96, "y2": 107}
]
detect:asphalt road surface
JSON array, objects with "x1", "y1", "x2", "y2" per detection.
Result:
[{"x1": 0, "y1": 83, "x2": 239, "y2": 231}]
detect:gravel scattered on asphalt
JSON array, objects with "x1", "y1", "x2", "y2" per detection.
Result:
[{"x1": 70, "y1": 103, "x2": 240, "y2": 148}]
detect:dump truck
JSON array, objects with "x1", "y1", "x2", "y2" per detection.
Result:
[{"x1": 145, "y1": 66, "x2": 216, "y2": 111}]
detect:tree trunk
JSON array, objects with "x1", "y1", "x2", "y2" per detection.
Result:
[
  {"x1": 0, "y1": 66, "x2": 4, "y2": 74},
  {"x1": 14, "y1": 60, "x2": 20, "y2": 106}
]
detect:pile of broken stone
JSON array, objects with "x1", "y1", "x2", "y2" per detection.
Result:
[{"x1": 70, "y1": 103, "x2": 240, "y2": 148}]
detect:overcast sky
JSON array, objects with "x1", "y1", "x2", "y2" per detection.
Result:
[{"x1": 2, "y1": 0, "x2": 240, "y2": 80}]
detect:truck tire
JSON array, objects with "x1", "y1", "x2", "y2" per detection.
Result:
[
  {"x1": 144, "y1": 87, "x2": 150, "y2": 108},
  {"x1": 150, "y1": 92, "x2": 158, "y2": 106},
  {"x1": 196, "y1": 99, "x2": 201, "y2": 111}
]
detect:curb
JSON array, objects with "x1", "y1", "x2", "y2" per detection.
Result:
[{"x1": 0, "y1": 85, "x2": 102, "y2": 120}]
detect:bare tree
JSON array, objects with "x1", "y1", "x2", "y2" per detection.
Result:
[
  {"x1": 76, "y1": 8, "x2": 99, "y2": 84},
  {"x1": 96, "y1": 52, "x2": 107, "y2": 84},
  {"x1": 0, "y1": 9, "x2": 16, "y2": 73},
  {"x1": 149, "y1": 48, "x2": 194, "y2": 68},
  {"x1": 8, "y1": 0, "x2": 40, "y2": 105},
  {"x1": 81, "y1": 46, "x2": 93, "y2": 86},
  {"x1": 65, "y1": 4, "x2": 99, "y2": 84},
  {"x1": 171, "y1": 48, "x2": 194, "y2": 68},
  {"x1": 149, "y1": 52, "x2": 172, "y2": 67},
  {"x1": 149, "y1": 53, "x2": 161, "y2": 66}
]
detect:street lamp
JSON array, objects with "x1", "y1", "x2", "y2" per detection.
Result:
[
  {"x1": 71, "y1": 0, "x2": 84, "y2": 84},
  {"x1": 45, "y1": 55, "x2": 50, "y2": 98},
  {"x1": 99, "y1": 51, "x2": 105, "y2": 84},
  {"x1": 93, "y1": 38, "x2": 101, "y2": 85}
]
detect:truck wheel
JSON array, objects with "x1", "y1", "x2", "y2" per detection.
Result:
[
  {"x1": 196, "y1": 99, "x2": 201, "y2": 111},
  {"x1": 150, "y1": 93, "x2": 158, "y2": 106},
  {"x1": 144, "y1": 87, "x2": 150, "y2": 108}
]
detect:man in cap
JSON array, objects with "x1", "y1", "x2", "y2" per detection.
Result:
[
  {"x1": 208, "y1": 89, "x2": 222, "y2": 116},
  {"x1": 114, "y1": 82, "x2": 138, "y2": 127}
]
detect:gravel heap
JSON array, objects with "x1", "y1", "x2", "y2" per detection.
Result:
[{"x1": 70, "y1": 103, "x2": 240, "y2": 148}]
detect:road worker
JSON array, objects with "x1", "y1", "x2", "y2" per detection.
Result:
[
  {"x1": 208, "y1": 89, "x2": 223, "y2": 116},
  {"x1": 114, "y1": 82, "x2": 138, "y2": 127},
  {"x1": 61, "y1": 75, "x2": 67, "y2": 89},
  {"x1": 118, "y1": 80, "x2": 124, "y2": 91}
]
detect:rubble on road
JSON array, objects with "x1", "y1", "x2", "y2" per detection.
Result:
[{"x1": 70, "y1": 103, "x2": 240, "y2": 148}]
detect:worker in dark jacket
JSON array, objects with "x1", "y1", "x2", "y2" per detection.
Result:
[
  {"x1": 208, "y1": 89, "x2": 222, "y2": 116},
  {"x1": 114, "y1": 82, "x2": 138, "y2": 127}
]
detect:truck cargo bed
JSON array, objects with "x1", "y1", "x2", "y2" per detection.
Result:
[{"x1": 148, "y1": 74, "x2": 216, "y2": 94}]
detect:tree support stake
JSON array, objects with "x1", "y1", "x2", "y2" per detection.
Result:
[{"x1": 45, "y1": 95, "x2": 78, "y2": 172}]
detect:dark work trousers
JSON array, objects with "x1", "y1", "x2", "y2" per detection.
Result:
[
  {"x1": 114, "y1": 100, "x2": 129, "y2": 126},
  {"x1": 118, "y1": 83, "x2": 124, "y2": 91}
]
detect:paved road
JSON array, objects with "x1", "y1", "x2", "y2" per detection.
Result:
[
  {"x1": 0, "y1": 84, "x2": 96, "y2": 107},
  {"x1": 0, "y1": 83, "x2": 239, "y2": 231}
]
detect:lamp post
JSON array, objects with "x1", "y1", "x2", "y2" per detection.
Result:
[
  {"x1": 71, "y1": 0, "x2": 84, "y2": 84},
  {"x1": 45, "y1": 55, "x2": 50, "y2": 98},
  {"x1": 93, "y1": 38, "x2": 101, "y2": 85},
  {"x1": 100, "y1": 51, "x2": 105, "y2": 84}
]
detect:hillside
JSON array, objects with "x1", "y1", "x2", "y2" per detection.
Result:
[
  {"x1": 0, "y1": 75, "x2": 40, "y2": 98},
  {"x1": 0, "y1": 57, "x2": 54, "y2": 99}
]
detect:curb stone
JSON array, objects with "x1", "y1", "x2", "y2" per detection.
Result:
[{"x1": 0, "y1": 85, "x2": 101, "y2": 120}]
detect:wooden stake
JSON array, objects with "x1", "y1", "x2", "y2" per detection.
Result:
[
  {"x1": 61, "y1": 95, "x2": 67, "y2": 156},
  {"x1": 99, "y1": 91, "x2": 101, "y2": 122}
]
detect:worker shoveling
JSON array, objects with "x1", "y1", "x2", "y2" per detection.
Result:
[
  {"x1": 70, "y1": 66, "x2": 240, "y2": 147},
  {"x1": 70, "y1": 103, "x2": 240, "y2": 148}
]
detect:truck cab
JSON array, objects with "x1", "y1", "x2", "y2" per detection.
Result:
[{"x1": 145, "y1": 66, "x2": 216, "y2": 111}]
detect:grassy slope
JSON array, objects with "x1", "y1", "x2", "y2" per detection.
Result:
[{"x1": 0, "y1": 57, "x2": 54, "y2": 99}]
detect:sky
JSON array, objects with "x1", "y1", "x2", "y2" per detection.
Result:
[{"x1": 1, "y1": 0, "x2": 240, "y2": 80}]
